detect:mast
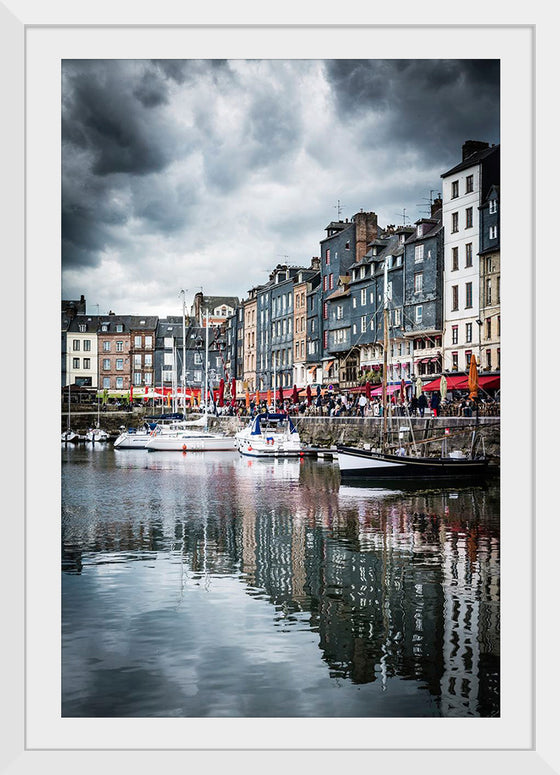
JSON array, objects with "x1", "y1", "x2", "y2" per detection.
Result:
[
  {"x1": 181, "y1": 289, "x2": 187, "y2": 418},
  {"x1": 382, "y1": 258, "x2": 389, "y2": 448},
  {"x1": 204, "y1": 307, "x2": 209, "y2": 419}
]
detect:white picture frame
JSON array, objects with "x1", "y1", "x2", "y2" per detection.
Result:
[{"x1": 2, "y1": 1, "x2": 552, "y2": 771}]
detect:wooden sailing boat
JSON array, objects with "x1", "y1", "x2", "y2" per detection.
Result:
[{"x1": 336, "y1": 259, "x2": 490, "y2": 482}]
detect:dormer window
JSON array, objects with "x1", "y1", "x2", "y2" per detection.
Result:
[
  {"x1": 417, "y1": 224, "x2": 424, "y2": 238},
  {"x1": 116, "y1": 324, "x2": 123, "y2": 332}
]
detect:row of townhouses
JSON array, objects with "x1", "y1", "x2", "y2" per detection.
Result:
[{"x1": 62, "y1": 140, "x2": 500, "y2": 397}]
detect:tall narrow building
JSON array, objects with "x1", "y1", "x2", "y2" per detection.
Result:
[{"x1": 441, "y1": 141, "x2": 500, "y2": 375}]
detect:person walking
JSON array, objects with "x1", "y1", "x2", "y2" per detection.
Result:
[
  {"x1": 418, "y1": 392, "x2": 428, "y2": 418},
  {"x1": 358, "y1": 394, "x2": 367, "y2": 417},
  {"x1": 430, "y1": 392, "x2": 440, "y2": 417}
]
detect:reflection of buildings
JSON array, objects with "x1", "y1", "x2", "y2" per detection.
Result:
[{"x1": 62, "y1": 455, "x2": 499, "y2": 716}]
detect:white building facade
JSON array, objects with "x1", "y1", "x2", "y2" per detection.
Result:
[{"x1": 441, "y1": 142, "x2": 500, "y2": 375}]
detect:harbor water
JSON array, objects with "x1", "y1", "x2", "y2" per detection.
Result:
[{"x1": 62, "y1": 444, "x2": 500, "y2": 718}]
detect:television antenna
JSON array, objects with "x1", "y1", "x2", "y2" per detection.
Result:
[{"x1": 333, "y1": 199, "x2": 345, "y2": 219}]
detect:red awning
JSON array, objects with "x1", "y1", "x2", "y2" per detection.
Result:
[
  {"x1": 423, "y1": 375, "x2": 469, "y2": 391},
  {"x1": 478, "y1": 375, "x2": 500, "y2": 389},
  {"x1": 370, "y1": 384, "x2": 404, "y2": 396}
]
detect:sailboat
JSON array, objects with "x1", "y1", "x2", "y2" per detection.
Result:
[
  {"x1": 86, "y1": 392, "x2": 110, "y2": 442},
  {"x1": 144, "y1": 307, "x2": 236, "y2": 452},
  {"x1": 336, "y1": 260, "x2": 490, "y2": 482},
  {"x1": 235, "y1": 412, "x2": 302, "y2": 458},
  {"x1": 61, "y1": 381, "x2": 78, "y2": 442}
]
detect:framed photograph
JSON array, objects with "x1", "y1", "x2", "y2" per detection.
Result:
[{"x1": 3, "y1": 2, "x2": 551, "y2": 771}]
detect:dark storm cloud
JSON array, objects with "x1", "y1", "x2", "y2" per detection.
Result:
[
  {"x1": 61, "y1": 58, "x2": 500, "y2": 313},
  {"x1": 324, "y1": 59, "x2": 500, "y2": 166}
]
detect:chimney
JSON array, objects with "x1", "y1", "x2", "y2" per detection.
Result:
[
  {"x1": 431, "y1": 197, "x2": 442, "y2": 218},
  {"x1": 310, "y1": 256, "x2": 320, "y2": 270},
  {"x1": 353, "y1": 211, "x2": 378, "y2": 263},
  {"x1": 462, "y1": 140, "x2": 489, "y2": 161}
]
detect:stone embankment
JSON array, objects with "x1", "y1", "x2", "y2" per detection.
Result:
[{"x1": 62, "y1": 405, "x2": 500, "y2": 462}]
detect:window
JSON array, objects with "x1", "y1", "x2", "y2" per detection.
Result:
[
  {"x1": 116, "y1": 359, "x2": 124, "y2": 371},
  {"x1": 465, "y1": 322, "x2": 472, "y2": 343},
  {"x1": 415, "y1": 244, "x2": 424, "y2": 262},
  {"x1": 103, "y1": 358, "x2": 110, "y2": 370},
  {"x1": 451, "y1": 212, "x2": 459, "y2": 232},
  {"x1": 116, "y1": 341, "x2": 123, "y2": 352},
  {"x1": 116, "y1": 377, "x2": 123, "y2": 389},
  {"x1": 452, "y1": 325, "x2": 458, "y2": 345},
  {"x1": 101, "y1": 324, "x2": 108, "y2": 332},
  {"x1": 452, "y1": 352, "x2": 458, "y2": 371},
  {"x1": 486, "y1": 278, "x2": 492, "y2": 305},
  {"x1": 134, "y1": 354, "x2": 142, "y2": 368},
  {"x1": 325, "y1": 249, "x2": 330, "y2": 265},
  {"x1": 415, "y1": 305, "x2": 423, "y2": 323},
  {"x1": 145, "y1": 335, "x2": 152, "y2": 349},
  {"x1": 360, "y1": 288, "x2": 366, "y2": 306},
  {"x1": 486, "y1": 256, "x2": 493, "y2": 273},
  {"x1": 323, "y1": 303, "x2": 328, "y2": 319},
  {"x1": 465, "y1": 243, "x2": 473, "y2": 267},
  {"x1": 194, "y1": 370, "x2": 202, "y2": 383},
  {"x1": 72, "y1": 357, "x2": 80, "y2": 369},
  {"x1": 323, "y1": 275, "x2": 328, "y2": 291},
  {"x1": 134, "y1": 372, "x2": 142, "y2": 386},
  {"x1": 451, "y1": 180, "x2": 459, "y2": 198},
  {"x1": 466, "y1": 175, "x2": 474, "y2": 193},
  {"x1": 465, "y1": 282, "x2": 473, "y2": 308},
  {"x1": 452, "y1": 285, "x2": 459, "y2": 311},
  {"x1": 145, "y1": 373, "x2": 152, "y2": 386},
  {"x1": 116, "y1": 324, "x2": 123, "y2": 333},
  {"x1": 452, "y1": 247, "x2": 459, "y2": 271},
  {"x1": 194, "y1": 352, "x2": 202, "y2": 365},
  {"x1": 83, "y1": 358, "x2": 90, "y2": 370},
  {"x1": 103, "y1": 377, "x2": 110, "y2": 389},
  {"x1": 329, "y1": 274, "x2": 334, "y2": 290},
  {"x1": 486, "y1": 318, "x2": 492, "y2": 339},
  {"x1": 465, "y1": 350, "x2": 473, "y2": 369},
  {"x1": 414, "y1": 272, "x2": 423, "y2": 294},
  {"x1": 486, "y1": 349, "x2": 492, "y2": 370},
  {"x1": 361, "y1": 315, "x2": 367, "y2": 332},
  {"x1": 323, "y1": 331, "x2": 328, "y2": 349},
  {"x1": 393, "y1": 308, "x2": 401, "y2": 326},
  {"x1": 164, "y1": 336, "x2": 173, "y2": 348},
  {"x1": 336, "y1": 305, "x2": 343, "y2": 320},
  {"x1": 489, "y1": 199, "x2": 498, "y2": 214},
  {"x1": 79, "y1": 324, "x2": 86, "y2": 333},
  {"x1": 103, "y1": 341, "x2": 111, "y2": 352},
  {"x1": 83, "y1": 339, "x2": 91, "y2": 351},
  {"x1": 465, "y1": 207, "x2": 473, "y2": 228},
  {"x1": 164, "y1": 352, "x2": 173, "y2": 366},
  {"x1": 134, "y1": 335, "x2": 142, "y2": 348},
  {"x1": 72, "y1": 340, "x2": 80, "y2": 351},
  {"x1": 489, "y1": 225, "x2": 498, "y2": 239}
]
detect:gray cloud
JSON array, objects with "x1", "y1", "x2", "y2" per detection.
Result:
[{"x1": 61, "y1": 58, "x2": 499, "y2": 316}]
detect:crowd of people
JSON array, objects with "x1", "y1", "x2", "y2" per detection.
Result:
[
  {"x1": 208, "y1": 389, "x2": 500, "y2": 419},
  {"x1": 88, "y1": 388, "x2": 499, "y2": 419}
]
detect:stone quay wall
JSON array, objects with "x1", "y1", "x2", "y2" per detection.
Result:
[{"x1": 62, "y1": 405, "x2": 500, "y2": 462}]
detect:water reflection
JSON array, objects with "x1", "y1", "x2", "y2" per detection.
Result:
[{"x1": 62, "y1": 447, "x2": 499, "y2": 717}]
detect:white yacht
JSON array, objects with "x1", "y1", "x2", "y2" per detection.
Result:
[
  {"x1": 235, "y1": 412, "x2": 302, "y2": 458},
  {"x1": 143, "y1": 413, "x2": 236, "y2": 452}
]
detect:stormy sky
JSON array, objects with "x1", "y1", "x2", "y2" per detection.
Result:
[{"x1": 61, "y1": 59, "x2": 500, "y2": 317}]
